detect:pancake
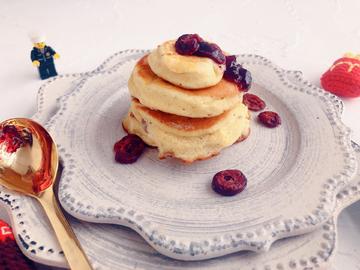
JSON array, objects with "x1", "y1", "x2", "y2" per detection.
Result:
[
  {"x1": 122, "y1": 99, "x2": 250, "y2": 163},
  {"x1": 148, "y1": 40, "x2": 225, "y2": 89},
  {"x1": 129, "y1": 55, "x2": 242, "y2": 118}
]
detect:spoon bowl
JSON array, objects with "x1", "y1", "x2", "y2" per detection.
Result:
[
  {"x1": 0, "y1": 118, "x2": 57, "y2": 195},
  {"x1": 0, "y1": 118, "x2": 92, "y2": 270}
]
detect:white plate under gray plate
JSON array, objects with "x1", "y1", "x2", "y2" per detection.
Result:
[
  {"x1": 44, "y1": 52, "x2": 357, "y2": 260},
  {"x1": 0, "y1": 50, "x2": 359, "y2": 269}
]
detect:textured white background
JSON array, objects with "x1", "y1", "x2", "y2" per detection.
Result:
[{"x1": 0, "y1": 0, "x2": 359, "y2": 269}]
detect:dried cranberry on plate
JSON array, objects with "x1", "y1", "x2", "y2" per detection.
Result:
[
  {"x1": 258, "y1": 111, "x2": 281, "y2": 128},
  {"x1": 212, "y1": 169, "x2": 247, "y2": 196},
  {"x1": 243, "y1": 93, "x2": 266, "y2": 111},
  {"x1": 114, "y1": 134, "x2": 146, "y2": 164}
]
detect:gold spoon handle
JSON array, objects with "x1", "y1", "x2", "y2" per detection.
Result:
[{"x1": 37, "y1": 188, "x2": 93, "y2": 270}]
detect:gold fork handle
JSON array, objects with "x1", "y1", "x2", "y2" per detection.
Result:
[{"x1": 37, "y1": 188, "x2": 93, "y2": 270}]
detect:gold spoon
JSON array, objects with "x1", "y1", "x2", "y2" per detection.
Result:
[{"x1": 0, "y1": 118, "x2": 92, "y2": 270}]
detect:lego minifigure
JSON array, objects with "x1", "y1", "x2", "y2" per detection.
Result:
[{"x1": 29, "y1": 33, "x2": 60, "y2": 80}]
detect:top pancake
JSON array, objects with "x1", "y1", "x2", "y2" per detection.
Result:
[
  {"x1": 148, "y1": 40, "x2": 225, "y2": 89},
  {"x1": 129, "y1": 55, "x2": 242, "y2": 118}
]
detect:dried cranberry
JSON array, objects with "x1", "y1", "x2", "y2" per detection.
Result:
[
  {"x1": 258, "y1": 111, "x2": 281, "y2": 128},
  {"x1": 225, "y1": 55, "x2": 236, "y2": 69},
  {"x1": 194, "y1": 41, "x2": 226, "y2": 64},
  {"x1": 174, "y1": 34, "x2": 226, "y2": 64},
  {"x1": 175, "y1": 34, "x2": 203, "y2": 55},
  {"x1": 243, "y1": 93, "x2": 266, "y2": 111},
  {"x1": 212, "y1": 169, "x2": 247, "y2": 196},
  {"x1": 224, "y1": 55, "x2": 252, "y2": 91},
  {"x1": 114, "y1": 134, "x2": 146, "y2": 164}
]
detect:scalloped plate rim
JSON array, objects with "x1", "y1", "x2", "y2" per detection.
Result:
[{"x1": 45, "y1": 52, "x2": 358, "y2": 261}]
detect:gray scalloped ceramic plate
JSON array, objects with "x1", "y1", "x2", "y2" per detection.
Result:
[
  {"x1": 0, "y1": 51, "x2": 359, "y2": 269},
  {"x1": 44, "y1": 51, "x2": 357, "y2": 260}
]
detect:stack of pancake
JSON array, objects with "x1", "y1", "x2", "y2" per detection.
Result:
[{"x1": 123, "y1": 40, "x2": 250, "y2": 163}]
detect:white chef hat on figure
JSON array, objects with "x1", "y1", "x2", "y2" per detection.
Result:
[{"x1": 28, "y1": 32, "x2": 46, "y2": 43}]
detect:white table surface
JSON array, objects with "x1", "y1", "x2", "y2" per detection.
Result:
[{"x1": 0, "y1": 1, "x2": 359, "y2": 269}]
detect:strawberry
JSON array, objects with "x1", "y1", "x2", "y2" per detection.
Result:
[{"x1": 321, "y1": 55, "x2": 360, "y2": 98}]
